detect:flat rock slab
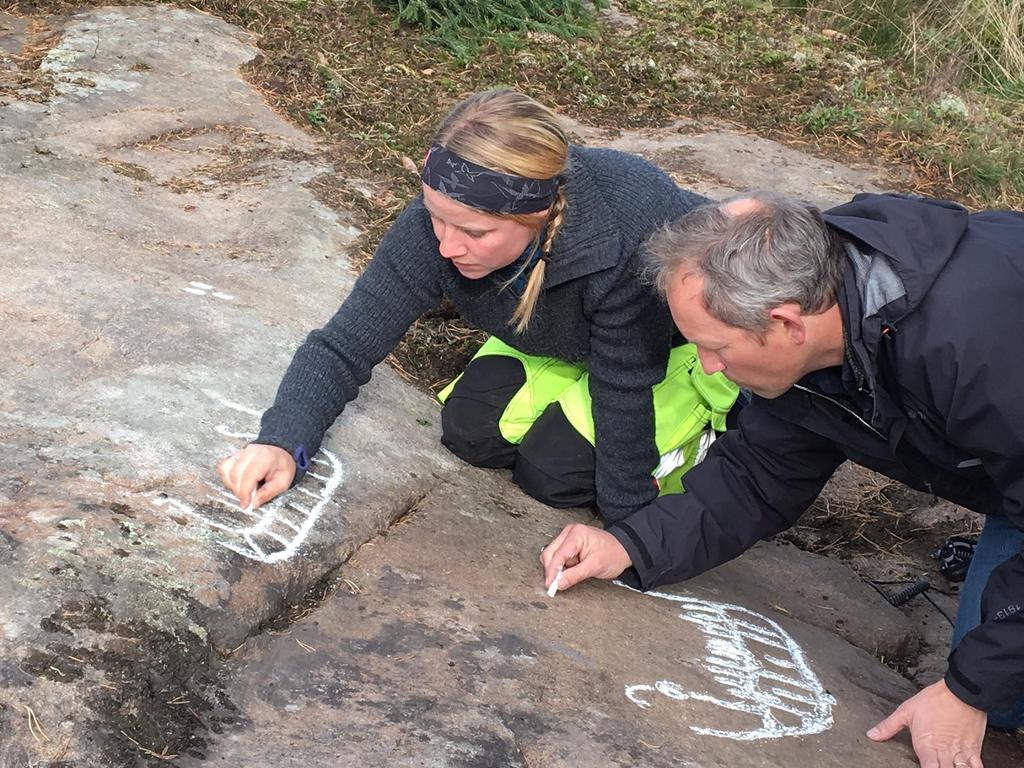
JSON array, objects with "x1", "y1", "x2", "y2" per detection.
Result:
[
  {"x1": 1, "y1": 5, "x2": 1017, "y2": 767},
  {"x1": 563, "y1": 117, "x2": 891, "y2": 206},
  {"x1": 1, "y1": 7, "x2": 453, "y2": 765},
  {"x1": 688, "y1": 539, "x2": 921, "y2": 664},
  {"x1": 187, "y1": 469, "x2": 1022, "y2": 767}
]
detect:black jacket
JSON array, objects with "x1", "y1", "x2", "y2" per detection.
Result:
[
  {"x1": 258, "y1": 147, "x2": 706, "y2": 520},
  {"x1": 609, "y1": 193, "x2": 1024, "y2": 712}
]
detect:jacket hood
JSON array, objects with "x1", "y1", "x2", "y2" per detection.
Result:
[{"x1": 824, "y1": 193, "x2": 969, "y2": 320}]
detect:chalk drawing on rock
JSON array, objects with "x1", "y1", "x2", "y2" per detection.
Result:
[
  {"x1": 182, "y1": 280, "x2": 234, "y2": 301},
  {"x1": 150, "y1": 389, "x2": 343, "y2": 563},
  {"x1": 618, "y1": 583, "x2": 836, "y2": 741}
]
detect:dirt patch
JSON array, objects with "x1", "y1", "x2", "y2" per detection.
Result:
[
  {"x1": 98, "y1": 157, "x2": 155, "y2": 182},
  {"x1": 786, "y1": 466, "x2": 982, "y2": 570},
  {"x1": 388, "y1": 304, "x2": 486, "y2": 393},
  {"x1": 28, "y1": 594, "x2": 238, "y2": 765},
  {"x1": 0, "y1": 15, "x2": 61, "y2": 103},
  {"x1": 125, "y1": 124, "x2": 315, "y2": 194}
]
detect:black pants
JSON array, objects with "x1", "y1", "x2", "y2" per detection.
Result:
[{"x1": 440, "y1": 355, "x2": 597, "y2": 509}]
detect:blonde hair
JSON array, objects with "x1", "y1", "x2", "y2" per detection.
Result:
[{"x1": 434, "y1": 88, "x2": 569, "y2": 333}]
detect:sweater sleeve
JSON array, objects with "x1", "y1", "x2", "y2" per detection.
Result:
[
  {"x1": 256, "y1": 201, "x2": 443, "y2": 473},
  {"x1": 575, "y1": 152, "x2": 711, "y2": 520},
  {"x1": 586, "y1": 264, "x2": 673, "y2": 521}
]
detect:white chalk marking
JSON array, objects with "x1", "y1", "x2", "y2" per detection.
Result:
[
  {"x1": 546, "y1": 567, "x2": 563, "y2": 598},
  {"x1": 264, "y1": 530, "x2": 290, "y2": 546},
  {"x1": 203, "y1": 483, "x2": 239, "y2": 503},
  {"x1": 240, "y1": 536, "x2": 267, "y2": 560},
  {"x1": 183, "y1": 283, "x2": 235, "y2": 303},
  {"x1": 617, "y1": 582, "x2": 835, "y2": 741},
  {"x1": 214, "y1": 424, "x2": 254, "y2": 440},
  {"x1": 151, "y1": 390, "x2": 344, "y2": 564},
  {"x1": 276, "y1": 517, "x2": 302, "y2": 534},
  {"x1": 203, "y1": 494, "x2": 259, "y2": 519},
  {"x1": 202, "y1": 389, "x2": 261, "y2": 418}
]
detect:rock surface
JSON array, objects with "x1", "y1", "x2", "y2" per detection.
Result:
[
  {"x1": 0, "y1": 6, "x2": 1018, "y2": 767},
  {"x1": 184, "y1": 472, "x2": 924, "y2": 768},
  {"x1": 1, "y1": 7, "x2": 452, "y2": 765}
]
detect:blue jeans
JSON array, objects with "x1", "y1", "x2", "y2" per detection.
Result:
[{"x1": 951, "y1": 514, "x2": 1024, "y2": 729}]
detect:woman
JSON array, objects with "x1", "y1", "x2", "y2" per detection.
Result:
[{"x1": 218, "y1": 88, "x2": 737, "y2": 522}]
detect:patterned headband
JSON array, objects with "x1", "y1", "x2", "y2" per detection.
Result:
[{"x1": 421, "y1": 144, "x2": 561, "y2": 215}]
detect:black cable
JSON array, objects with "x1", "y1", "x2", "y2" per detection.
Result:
[
  {"x1": 868, "y1": 578, "x2": 958, "y2": 596},
  {"x1": 922, "y1": 590, "x2": 956, "y2": 628},
  {"x1": 886, "y1": 579, "x2": 931, "y2": 607},
  {"x1": 866, "y1": 577, "x2": 957, "y2": 626}
]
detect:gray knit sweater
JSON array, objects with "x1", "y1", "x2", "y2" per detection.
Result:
[{"x1": 258, "y1": 146, "x2": 707, "y2": 521}]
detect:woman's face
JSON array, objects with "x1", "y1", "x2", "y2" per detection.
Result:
[{"x1": 422, "y1": 184, "x2": 546, "y2": 279}]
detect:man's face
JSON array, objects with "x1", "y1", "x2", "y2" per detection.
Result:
[{"x1": 666, "y1": 272, "x2": 806, "y2": 399}]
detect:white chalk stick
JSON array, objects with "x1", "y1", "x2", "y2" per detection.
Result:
[{"x1": 546, "y1": 567, "x2": 563, "y2": 598}]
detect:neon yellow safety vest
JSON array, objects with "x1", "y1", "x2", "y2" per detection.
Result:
[{"x1": 439, "y1": 337, "x2": 738, "y2": 496}]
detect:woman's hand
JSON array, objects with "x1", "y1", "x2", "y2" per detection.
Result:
[{"x1": 217, "y1": 444, "x2": 296, "y2": 509}]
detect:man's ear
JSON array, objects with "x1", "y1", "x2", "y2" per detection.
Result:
[{"x1": 769, "y1": 303, "x2": 807, "y2": 345}]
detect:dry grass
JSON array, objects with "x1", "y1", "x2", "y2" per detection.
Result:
[
  {"x1": 4, "y1": 0, "x2": 1023, "y2": 389},
  {"x1": 800, "y1": 0, "x2": 1024, "y2": 94},
  {"x1": 783, "y1": 465, "x2": 983, "y2": 566},
  {"x1": 932, "y1": 0, "x2": 1024, "y2": 90},
  {"x1": 119, "y1": 730, "x2": 178, "y2": 761},
  {"x1": 0, "y1": 17, "x2": 61, "y2": 100}
]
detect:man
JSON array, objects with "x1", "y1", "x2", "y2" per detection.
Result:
[{"x1": 541, "y1": 191, "x2": 1024, "y2": 767}]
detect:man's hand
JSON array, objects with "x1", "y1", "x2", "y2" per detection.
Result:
[
  {"x1": 539, "y1": 523, "x2": 632, "y2": 594},
  {"x1": 868, "y1": 679, "x2": 987, "y2": 768}
]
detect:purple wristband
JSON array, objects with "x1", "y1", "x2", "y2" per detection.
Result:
[{"x1": 293, "y1": 445, "x2": 309, "y2": 472}]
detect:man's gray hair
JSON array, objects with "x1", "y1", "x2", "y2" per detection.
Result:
[{"x1": 645, "y1": 190, "x2": 845, "y2": 333}]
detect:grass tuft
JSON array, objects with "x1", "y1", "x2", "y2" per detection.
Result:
[
  {"x1": 375, "y1": 0, "x2": 604, "y2": 60},
  {"x1": 4, "y1": 0, "x2": 1023, "y2": 383},
  {"x1": 794, "y1": 0, "x2": 1024, "y2": 96}
]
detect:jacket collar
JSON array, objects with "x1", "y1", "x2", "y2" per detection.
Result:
[
  {"x1": 824, "y1": 193, "x2": 968, "y2": 321},
  {"x1": 835, "y1": 243, "x2": 908, "y2": 440}
]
